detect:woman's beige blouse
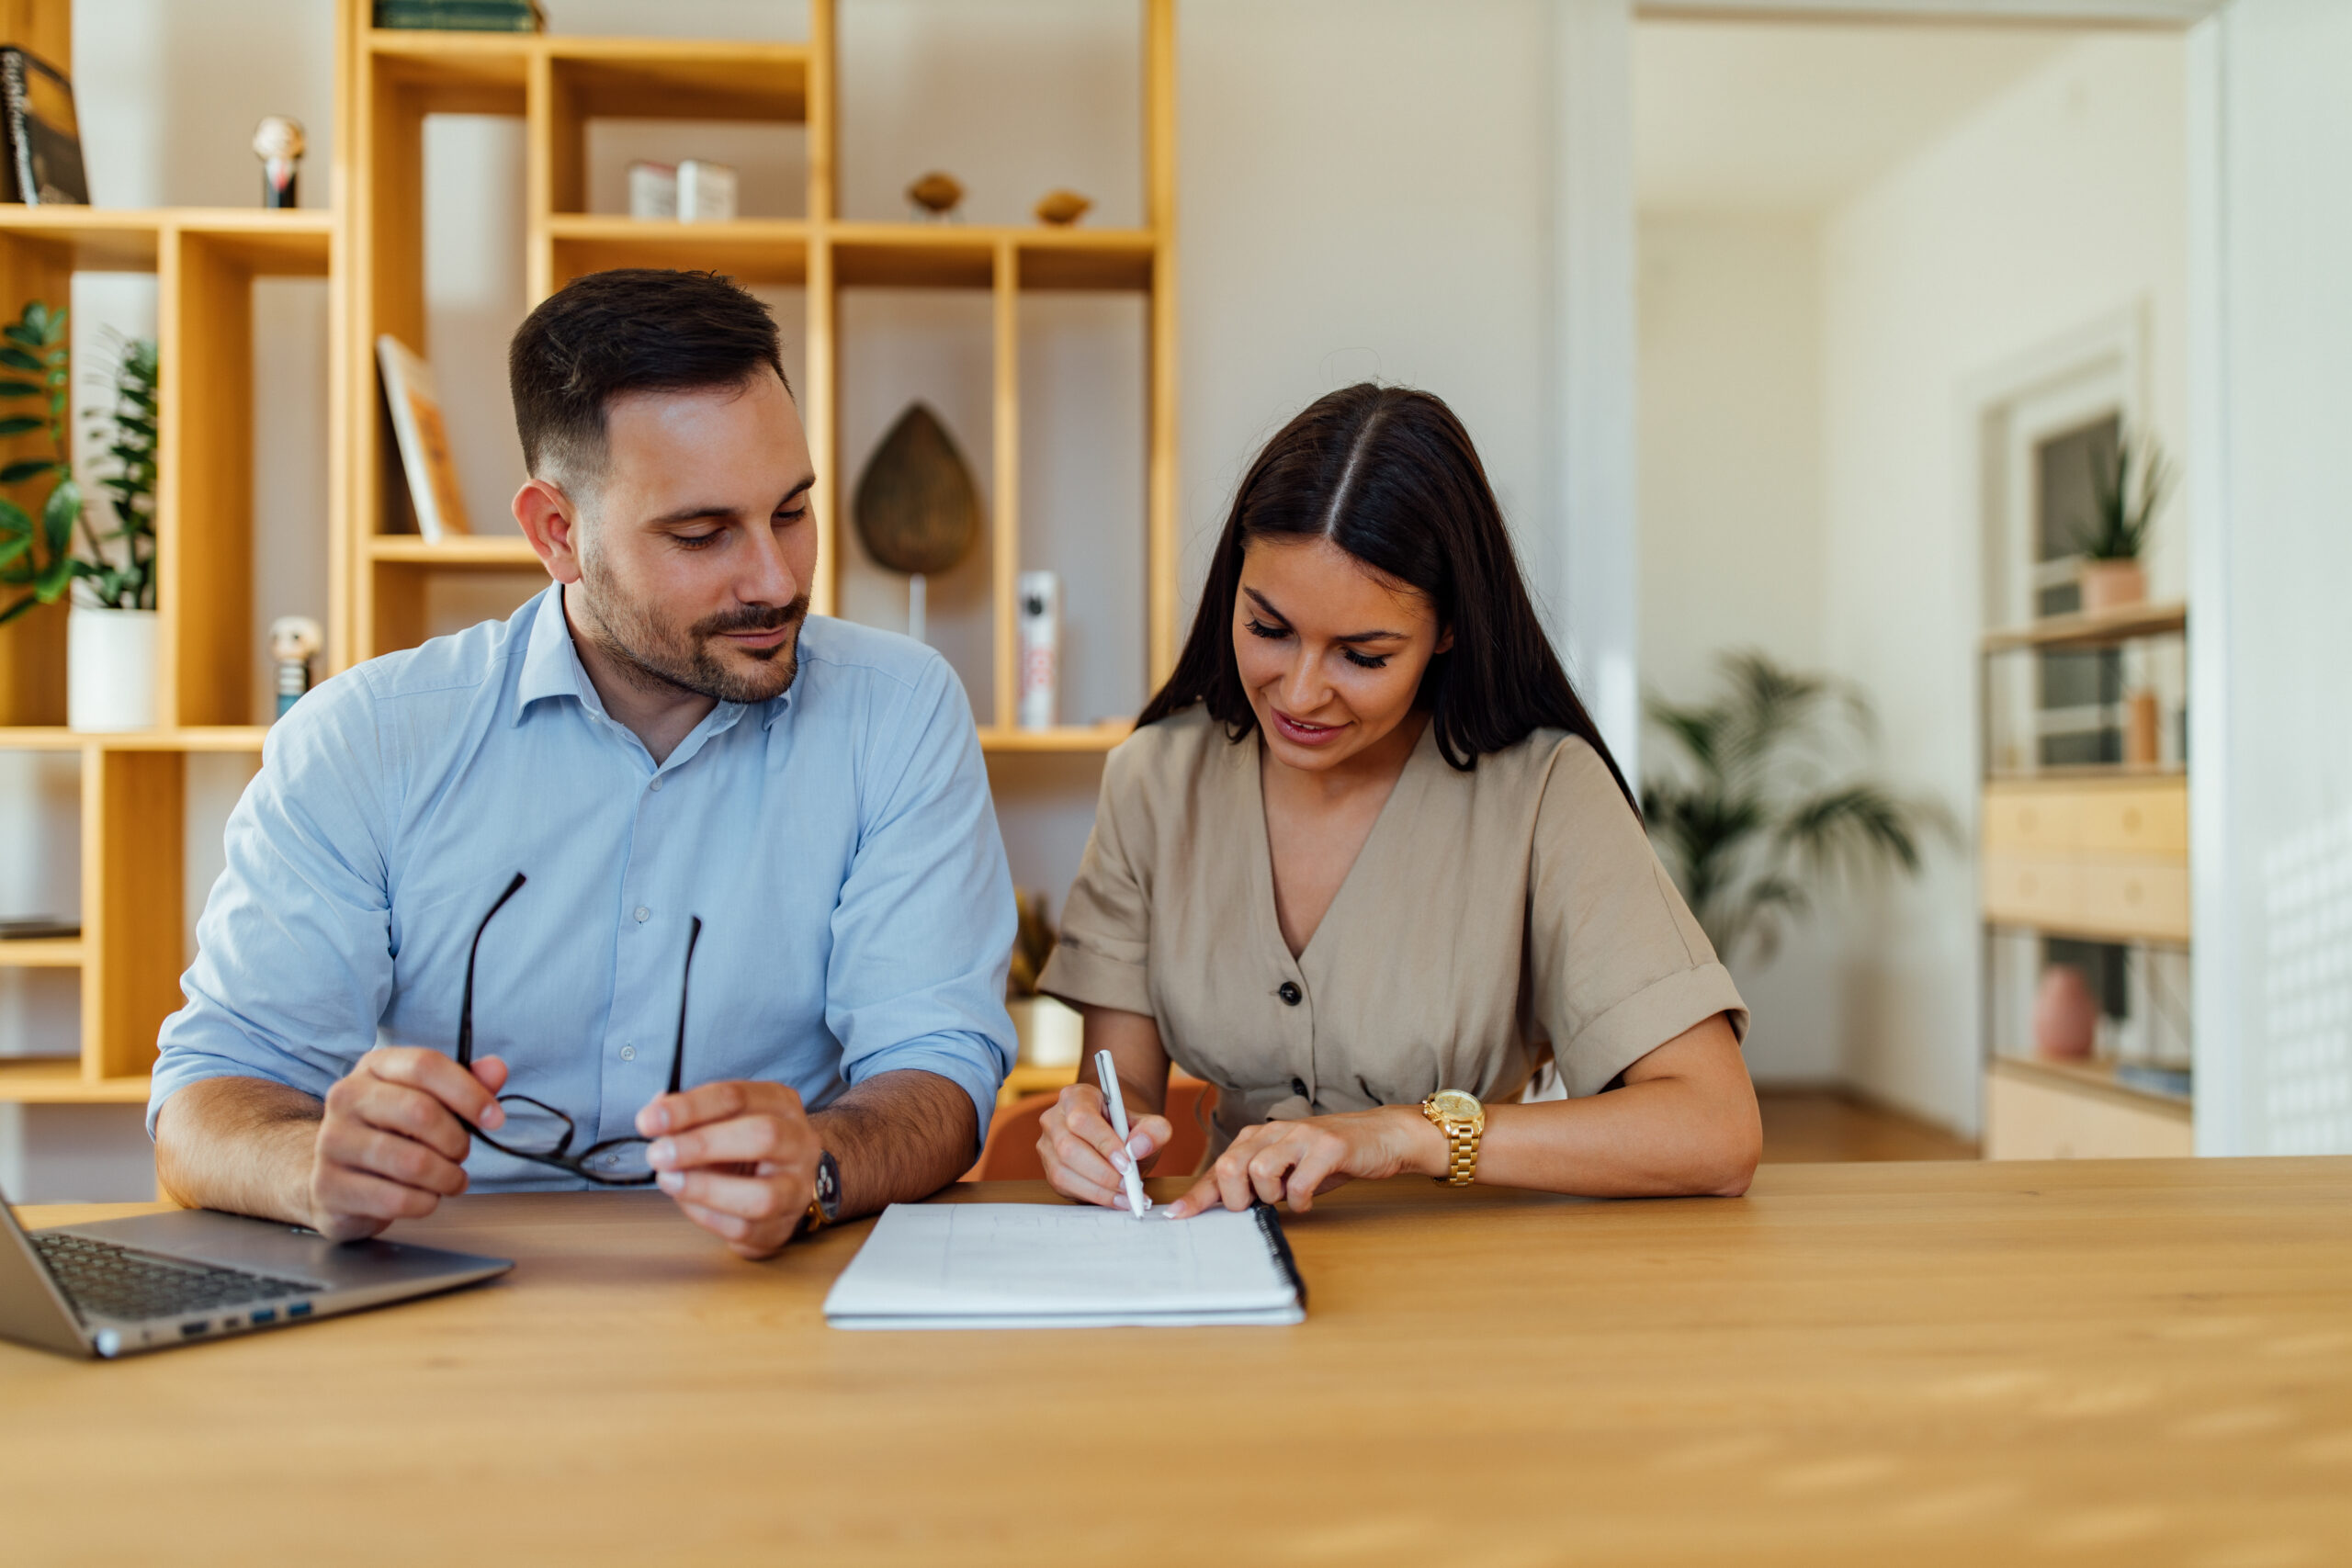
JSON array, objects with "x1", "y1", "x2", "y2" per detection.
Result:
[{"x1": 1037, "y1": 707, "x2": 1747, "y2": 1159}]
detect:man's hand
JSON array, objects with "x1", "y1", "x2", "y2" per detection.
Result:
[
  {"x1": 311, "y1": 1046, "x2": 510, "y2": 1242},
  {"x1": 639, "y1": 1081, "x2": 821, "y2": 1259}
]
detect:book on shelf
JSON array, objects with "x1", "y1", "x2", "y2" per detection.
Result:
[
  {"x1": 373, "y1": 1, "x2": 546, "y2": 32},
  {"x1": 376, "y1": 335, "x2": 472, "y2": 544},
  {"x1": 0, "y1": 47, "x2": 88, "y2": 206}
]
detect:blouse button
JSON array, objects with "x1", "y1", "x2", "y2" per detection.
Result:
[{"x1": 1278, "y1": 981, "x2": 1302, "y2": 1006}]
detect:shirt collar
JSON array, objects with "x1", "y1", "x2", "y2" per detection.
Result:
[
  {"x1": 514, "y1": 585, "x2": 596, "y2": 722},
  {"x1": 513, "y1": 583, "x2": 800, "y2": 737}
]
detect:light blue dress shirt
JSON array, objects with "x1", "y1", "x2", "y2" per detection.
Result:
[{"x1": 149, "y1": 586, "x2": 1017, "y2": 1190}]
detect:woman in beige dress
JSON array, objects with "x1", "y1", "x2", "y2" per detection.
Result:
[{"x1": 1035, "y1": 384, "x2": 1759, "y2": 1218}]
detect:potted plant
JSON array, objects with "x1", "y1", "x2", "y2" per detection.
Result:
[
  {"x1": 1005, "y1": 889, "x2": 1083, "y2": 1069},
  {"x1": 1643, "y1": 652, "x2": 1951, "y2": 972},
  {"x1": 2073, "y1": 431, "x2": 2168, "y2": 615},
  {"x1": 0, "y1": 302, "x2": 158, "y2": 730}
]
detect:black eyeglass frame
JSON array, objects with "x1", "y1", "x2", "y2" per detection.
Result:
[{"x1": 456, "y1": 872, "x2": 702, "y2": 1188}]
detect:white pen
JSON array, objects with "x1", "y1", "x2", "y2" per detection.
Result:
[{"x1": 1094, "y1": 1049, "x2": 1151, "y2": 1219}]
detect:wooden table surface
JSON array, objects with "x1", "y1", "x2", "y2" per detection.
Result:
[{"x1": 6, "y1": 1159, "x2": 2352, "y2": 1567}]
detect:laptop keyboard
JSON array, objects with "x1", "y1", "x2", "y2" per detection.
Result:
[{"x1": 32, "y1": 1232, "x2": 319, "y2": 1325}]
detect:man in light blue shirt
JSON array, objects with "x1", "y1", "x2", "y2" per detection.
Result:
[{"x1": 151, "y1": 269, "x2": 1015, "y2": 1258}]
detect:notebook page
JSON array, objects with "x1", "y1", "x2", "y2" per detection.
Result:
[{"x1": 823, "y1": 1203, "x2": 1299, "y2": 1322}]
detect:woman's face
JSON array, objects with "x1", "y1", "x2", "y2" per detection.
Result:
[{"x1": 1232, "y1": 534, "x2": 1451, "y2": 773}]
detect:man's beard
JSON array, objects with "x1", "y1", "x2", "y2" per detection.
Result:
[{"x1": 574, "y1": 551, "x2": 809, "y2": 706}]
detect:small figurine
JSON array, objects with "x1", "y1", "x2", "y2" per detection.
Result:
[
  {"x1": 906, "y1": 172, "x2": 963, "y2": 222},
  {"x1": 253, "y1": 116, "x2": 304, "y2": 209},
  {"x1": 269, "y1": 615, "x2": 323, "y2": 719},
  {"x1": 1033, "y1": 189, "x2": 1091, "y2": 227}
]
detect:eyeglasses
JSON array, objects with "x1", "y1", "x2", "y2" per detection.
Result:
[{"x1": 456, "y1": 872, "x2": 702, "y2": 1187}]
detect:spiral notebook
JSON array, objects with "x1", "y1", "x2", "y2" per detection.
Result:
[{"x1": 823, "y1": 1201, "x2": 1306, "y2": 1330}]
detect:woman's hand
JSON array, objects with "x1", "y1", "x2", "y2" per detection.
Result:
[
  {"x1": 1038, "y1": 1083, "x2": 1174, "y2": 1209},
  {"x1": 1165, "y1": 1105, "x2": 1440, "y2": 1218}
]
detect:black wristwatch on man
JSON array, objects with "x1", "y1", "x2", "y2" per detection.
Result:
[{"x1": 802, "y1": 1149, "x2": 842, "y2": 1235}]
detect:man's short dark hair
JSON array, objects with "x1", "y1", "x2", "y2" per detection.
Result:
[{"x1": 508, "y1": 268, "x2": 789, "y2": 486}]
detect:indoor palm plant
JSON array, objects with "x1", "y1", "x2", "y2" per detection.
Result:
[
  {"x1": 1642, "y1": 651, "x2": 1950, "y2": 971},
  {"x1": 2073, "y1": 431, "x2": 2169, "y2": 614},
  {"x1": 0, "y1": 302, "x2": 160, "y2": 730}
]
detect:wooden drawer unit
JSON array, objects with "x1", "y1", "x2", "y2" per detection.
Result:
[
  {"x1": 2078, "y1": 783, "x2": 2188, "y2": 856},
  {"x1": 1984, "y1": 1058, "x2": 2192, "y2": 1160},
  {"x1": 1983, "y1": 854, "x2": 2084, "y2": 929},
  {"x1": 1981, "y1": 785, "x2": 2082, "y2": 854},
  {"x1": 2078, "y1": 861, "x2": 2190, "y2": 943},
  {"x1": 1980, "y1": 778, "x2": 2188, "y2": 942}
]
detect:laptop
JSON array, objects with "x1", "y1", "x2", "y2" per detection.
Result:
[{"x1": 0, "y1": 1179, "x2": 512, "y2": 1359}]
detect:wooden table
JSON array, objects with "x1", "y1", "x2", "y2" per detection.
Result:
[{"x1": 6, "y1": 1159, "x2": 2352, "y2": 1566}]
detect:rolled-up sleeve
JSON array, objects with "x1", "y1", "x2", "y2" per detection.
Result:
[
  {"x1": 1036, "y1": 736, "x2": 1155, "y2": 1017},
  {"x1": 824, "y1": 654, "x2": 1016, "y2": 1148},
  {"x1": 147, "y1": 673, "x2": 400, "y2": 1135},
  {"x1": 1529, "y1": 740, "x2": 1748, "y2": 1099}
]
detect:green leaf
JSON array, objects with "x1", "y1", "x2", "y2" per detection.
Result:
[
  {"x1": 1, "y1": 322, "x2": 40, "y2": 349},
  {"x1": 0, "y1": 457, "x2": 54, "y2": 484},
  {"x1": 0, "y1": 345, "x2": 41, "y2": 374},
  {"x1": 42, "y1": 477, "x2": 79, "y2": 551},
  {"x1": 0, "y1": 535, "x2": 27, "y2": 569},
  {"x1": 0, "y1": 496, "x2": 29, "y2": 534},
  {"x1": 35, "y1": 553, "x2": 73, "y2": 599},
  {"x1": 0, "y1": 415, "x2": 40, "y2": 436},
  {"x1": 0, "y1": 381, "x2": 41, "y2": 398}
]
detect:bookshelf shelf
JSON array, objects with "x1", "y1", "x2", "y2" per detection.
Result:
[
  {"x1": 0, "y1": 939, "x2": 83, "y2": 968},
  {"x1": 546, "y1": 216, "x2": 810, "y2": 285},
  {"x1": 0, "y1": 1059, "x2": 152, "y2": 1104},
  {"x1": 368, "y1": 534, "x2": 544, "y2": 568},
  {"x1": 978, "y1": 723, "x2": 1135, "y2": 755}
]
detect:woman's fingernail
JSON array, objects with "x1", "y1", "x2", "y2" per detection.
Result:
[
  {"x1": 479, "y1": 1102, "x2": 504, "y2": 1131},
  {"x1": 647, "y1": 1138, "x2": 674, "y2": 1169},
  {"x1": 1126, "y1": 1133, "x2": 1151, "y2": 1157},
  {"x1": 1112, "y1": 1153, "x2": 1133, "y2": 1175},
  {"x1": 657, "y1": 1171, "x2": 684, "y2": 1194}
]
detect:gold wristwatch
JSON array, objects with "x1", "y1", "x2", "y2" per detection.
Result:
[{"x1": 1420, "y1": 1089, "x2": 1486, "y2": 1186}]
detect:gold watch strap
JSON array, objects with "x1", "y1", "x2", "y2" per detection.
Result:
[{"x1": 1422, "y1": 1095, "x2": 1482, "y2": 1186}]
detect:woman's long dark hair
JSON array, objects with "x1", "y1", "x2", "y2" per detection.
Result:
[{"x1": 1139, "y1": 384, "x2": 1635, "y2": 809}]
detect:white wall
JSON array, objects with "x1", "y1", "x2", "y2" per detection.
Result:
[
  {"x1": 1817, "y1": 33, "x2": 2188, "y2": 1134},
  {"x1": 2192, "y1": 0, "x2": 2352, "y2": 1156},
  {"x1": 1635, "y1": 210, "x2": 1844, "y2": 1084}
]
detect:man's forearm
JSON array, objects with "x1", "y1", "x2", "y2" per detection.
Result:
[
  {"x1": 808, "y1": 1068, "x2": 979, "y2": 1219},
  {"x1": 153, "y1": 1077, "x2": 324, "y2": 1226}
]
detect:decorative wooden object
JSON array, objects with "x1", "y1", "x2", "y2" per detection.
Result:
[{"x1": 0, "y1": 0, "x2": 1180, "y2": 1106}]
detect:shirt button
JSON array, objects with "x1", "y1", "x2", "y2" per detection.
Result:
[
  {"x1": 1277, "y1": 981, "x2": 1302, "y2": 1006},
  {"x1": 650, "y1": 775, "x2": 665, "y2": 792},
  {"x1": 619, "y1": 1044, "x2": 636, "y2": 1061},
  {"x1": 634, "y1": 906, "x2": 650, "y2": 923}
]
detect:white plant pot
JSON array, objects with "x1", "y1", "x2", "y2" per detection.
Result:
[
  {"x1": 68, "y1": 606, "x2": 159, "y2": 732},
  {"x1": 1008, "y1": 995, "x2": 1085, "y2": 1068}
]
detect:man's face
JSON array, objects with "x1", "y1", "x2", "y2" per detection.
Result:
[{"x1": 565, "y1": 369, "x2": 818, "y2": 705}]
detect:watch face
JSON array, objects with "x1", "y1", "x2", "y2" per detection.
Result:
[
  {"x1": 1430, "y1": 1089, "x2": 1481, "y2": 1122},
  {"x1": 814, "y1": 1151, "x2": 840, "y2": 1216}
]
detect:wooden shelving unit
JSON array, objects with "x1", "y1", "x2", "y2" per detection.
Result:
[
  {"x1": 0, "y1": 2, "x2": 1177, "y2": 1103},
  {"x1": 0, "y1": 7, "x2": 320, "y2": 1104},
  {"x1": 341, "y1": 0, "x2": 1182, "y2": 739},
  {"x1": 1978, "y1": 602, "x2": 2191, "y2": 1157}
]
